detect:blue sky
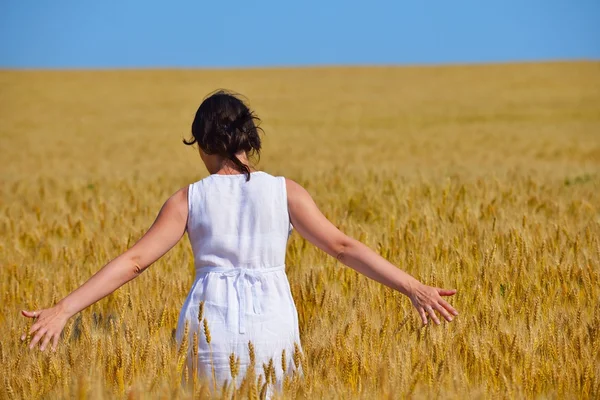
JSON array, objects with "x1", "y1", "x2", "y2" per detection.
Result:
[{"x1": 1, "y1": 0, "x2": 598, "y2": 69}]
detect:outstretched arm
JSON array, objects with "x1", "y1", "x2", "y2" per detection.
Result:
[
  {"x1": 285, "y1": 178, "x2": 458, "y2": 326},
  {"x1": 20, "y1": 186, "x2": 189, "y2": 351}
]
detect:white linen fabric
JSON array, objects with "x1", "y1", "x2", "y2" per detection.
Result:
[{"x1": 175, "y1": 171, "x2": 303, "y2": 395}]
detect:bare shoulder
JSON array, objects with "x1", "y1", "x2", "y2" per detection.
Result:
[
  {"x1": 284, "y1": 177, "x2": 322, "y2": 213},
  {"x1": 283, "y1": 177, "x2": 349, "y2": 257},
  {"x1": 162, "y1": 186, "x2": 189, "y2": 217},
  {"x1": 284, "y1": 177, "x2": 310, "y2": 201},
  {"x1": 171, "y1": 185, "x2": 189, "y2": 202}
]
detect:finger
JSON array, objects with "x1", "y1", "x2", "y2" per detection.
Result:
[
  {"x1": 417, "y1": 307, "x2": 428, "y2": 325},
  {"x1": 40, "y1": 333, "x2": 53, "y2": 352},
  {"x1": 52, "y1": 333, "x2": 60, "y2": 352},
  {"x1": 437, "y1": 288, "x2": 457, "y2": 296},
  {"x1": 28, "y1": 322, "x2": 42, "y2": 336},
  {"x1": 439, "y1": 299, "x2": 459, "y2": 316},
  {"x1": 22, "y1": 310, "x2": 39, "y2": 319},
  {"x1": 434, "y1": 303, "x2": 454, "y2": 322},
  {"x1": 425, "y1": 306, "x2": 440, "y2": 325},
  {"x1": 29, "y1": 329, "x2": 47, "y2": 349}
]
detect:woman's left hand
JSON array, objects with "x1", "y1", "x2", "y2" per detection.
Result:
[
  {"x1": 408, "y1": 282, "x2": 459, "y2": 325},
  {"x1": 20, "y1": 304, "x2": 70, "y2": 352}
]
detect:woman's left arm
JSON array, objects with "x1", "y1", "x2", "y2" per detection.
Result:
[{"x1": 20, "y1": 186, "x2": 189, "y2": 352}]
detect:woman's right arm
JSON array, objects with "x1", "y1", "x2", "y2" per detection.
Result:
[{"x1": 285, "y1": 178, "x2": 458, "y2": 325}]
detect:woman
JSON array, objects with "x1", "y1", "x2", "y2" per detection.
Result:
[{"x1": 21, "y1": 89, "x2": 458, "y2": 393}]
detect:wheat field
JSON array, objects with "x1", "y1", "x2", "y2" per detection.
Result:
[{"x1": 1, "y1": 61, "x2": 599, "y2": 399}]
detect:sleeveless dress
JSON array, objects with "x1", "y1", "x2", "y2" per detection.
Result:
[{"x1": 174, "y1": 170, "x2": 303, "y2": 395}]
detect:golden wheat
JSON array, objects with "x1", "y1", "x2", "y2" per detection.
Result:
[{"x1": 1, "y1": 61, "x2": 599, "y2": 399}]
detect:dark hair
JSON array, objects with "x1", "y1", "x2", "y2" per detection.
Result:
[{"x1": 183, "y1": 89, "x2": 263, "y2": 182}]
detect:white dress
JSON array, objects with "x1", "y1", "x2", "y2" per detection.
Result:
[{"x1": 175, "y1": 170, "x2": 303, "y2": 395}]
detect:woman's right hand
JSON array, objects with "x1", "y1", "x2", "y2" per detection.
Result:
[{"x1": 409, "y1": 283, "x2": 459, "y2": 325}]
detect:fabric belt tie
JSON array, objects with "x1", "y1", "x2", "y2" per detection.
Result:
[{"x1": 195, "y1": 264, "x2": 286, "y2": 334}]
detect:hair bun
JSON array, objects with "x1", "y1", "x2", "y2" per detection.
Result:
[{"x1": 183, "y1": 90, "x2": 264, "y2": 181}]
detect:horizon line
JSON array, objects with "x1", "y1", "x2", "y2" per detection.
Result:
[{"x1": 1, "y1": 58, "x2": 598, "y2": 73}]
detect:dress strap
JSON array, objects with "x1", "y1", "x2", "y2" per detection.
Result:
[{"x1": 195, "y1": 264, "x2": 286, "y2": 333}]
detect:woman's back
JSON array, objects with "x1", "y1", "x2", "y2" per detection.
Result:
[
  {"x1": 176, "y1": 170, "x2": 301, "y2": 394},
  {"x1": 188, "y1": 171, "x2": 293, "y2": 270}
]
